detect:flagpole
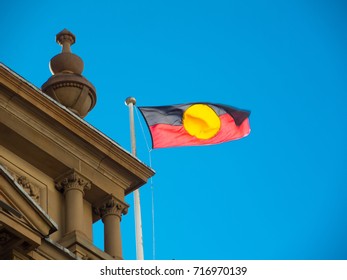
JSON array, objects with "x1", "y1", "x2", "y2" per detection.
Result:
[{"x1": 125, "y1": 97, "x2": 144, "y2": 260}]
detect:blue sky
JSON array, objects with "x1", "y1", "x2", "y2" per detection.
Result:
[{"x1": 1, "y1": 0, "x2": 347, "y2": 260}]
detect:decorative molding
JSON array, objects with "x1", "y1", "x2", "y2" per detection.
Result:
[
  {"x1": 93, "y1": 197, "x2": 128, "y2": 220},
  {"x1": 51, "y1": 81, "x2": 84, "y2": 90},
  {"x1": 55, "y1": 170, "x2": 91, "y2": 196}
]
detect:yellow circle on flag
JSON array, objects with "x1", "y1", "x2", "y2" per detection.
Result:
[{"x1": 183, "y1": 104, "x2": 221, "y2": 139}]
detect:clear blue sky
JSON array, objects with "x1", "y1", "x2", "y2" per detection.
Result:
[{"x1": 1, "y1": 0, "x2": 347, "y2": 260}]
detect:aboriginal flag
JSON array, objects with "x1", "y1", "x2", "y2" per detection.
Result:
[{"x1": 138, "y1": 103, "x2": 251, "y2": 149}]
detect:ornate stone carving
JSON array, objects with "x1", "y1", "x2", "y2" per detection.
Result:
[
  {"x1": 1, "y1": 165, "x2": 41, "y2": 203},
  {"x1": 55, "y1": 171, "x2": 91, "y2": 196},
  {"x1": 17, "y1": 176, "x2": 40, "y2": 202},
  {"x1": 93, "y1": 197, "x2": 128, "y2": 220}
]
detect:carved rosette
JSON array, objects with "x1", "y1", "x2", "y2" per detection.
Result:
[
  {"x1": 94, "y1": 197, "x2": 128, "y2": 221},
  {"x1": 55, "y1": 171, "x2": 91, "y2": 196}
]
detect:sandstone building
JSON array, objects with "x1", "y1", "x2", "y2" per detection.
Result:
[{"x1": 0, "y1": 29, "x2": 154, "y2": 260}]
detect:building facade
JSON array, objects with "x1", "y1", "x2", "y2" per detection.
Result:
[{"x1": 0, "y1": 30, "x2": 154, "y2": 260}]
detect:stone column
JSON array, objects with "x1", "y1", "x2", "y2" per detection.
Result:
[
  {"x1": 94, "y1": 197, "x2": 128, "y2": 259},
  {"x1": 56, "y1": 170, "x2": 91, "y2": 235}
]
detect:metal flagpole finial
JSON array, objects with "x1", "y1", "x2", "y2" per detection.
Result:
[{"x1": 125, "y1": 97, "x2": 136, "y2": 106}]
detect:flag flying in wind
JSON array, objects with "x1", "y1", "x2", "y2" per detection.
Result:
[{"x1": 138, "y1": 103, "x2": 251, "y2": 149}]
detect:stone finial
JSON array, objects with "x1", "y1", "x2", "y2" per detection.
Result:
[
  {"x1": 56, "y1": 29, "x2": 76, "y2": 52},
  {"x1": 49, "y1": 29, "x2": 84, "y2": 75},
  {"x1": 41, "y1": 29, "x2": 96, "y2": 118}
]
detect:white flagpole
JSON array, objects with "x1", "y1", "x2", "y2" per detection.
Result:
[{"x1": 125, "y1": 97, "x2": 144, "y2": 260}]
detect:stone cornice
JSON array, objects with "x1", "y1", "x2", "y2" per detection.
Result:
[{"x1": 0, "y1": 63, "x2": 155, "y2": 195}]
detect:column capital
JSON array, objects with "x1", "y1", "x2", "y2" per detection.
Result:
[
  {"x1": 55, "y1": 170, "x2": 91, "y2": 196},
  {"x1": 93, "y1": 196, "x2": 129, "y2": 220}
]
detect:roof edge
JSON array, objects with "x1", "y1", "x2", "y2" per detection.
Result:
[{"x1": 0, "y1": 63, "x2": 155, "y2": 189}]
